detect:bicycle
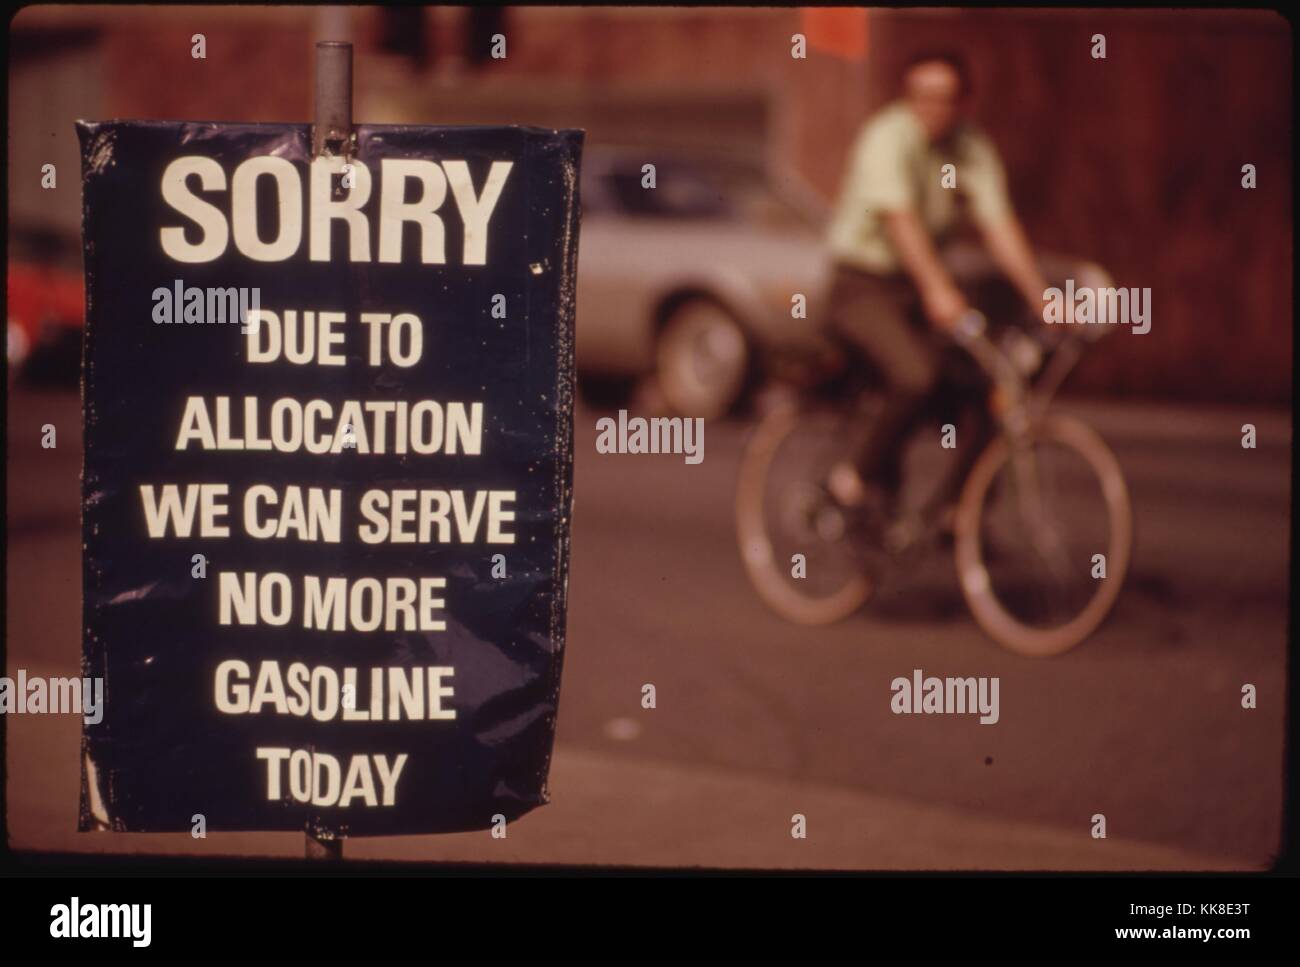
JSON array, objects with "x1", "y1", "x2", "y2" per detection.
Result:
[{"x1": 735, "y1": 296, "x2": 1133, "y2": 656}]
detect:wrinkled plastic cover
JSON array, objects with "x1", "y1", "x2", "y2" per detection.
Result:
[{"x1": 76, "y1": 120, "x2": 581, "y2": 836}]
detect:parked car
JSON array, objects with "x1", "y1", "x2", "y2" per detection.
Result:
[
  {"x1": 8, "y1": 225, "x2": 85, "y2": 386},
  {"x1": 576, "y1": 148, "x2": 832, "y2": 418}
]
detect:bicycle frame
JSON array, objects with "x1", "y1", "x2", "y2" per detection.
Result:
[
  {"x1": 964, "y1": 317, "x2": 1095, "y2": 440},
  {"x1": 963, "y1": 320, "x2": 1112, "y2": 582}
]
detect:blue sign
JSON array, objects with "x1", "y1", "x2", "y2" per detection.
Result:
[{"x1": 77, "y1": 120, "x2": 582, "y2": 836}]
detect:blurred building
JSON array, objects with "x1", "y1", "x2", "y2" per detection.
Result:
[{"x1": 8, "y1": 5, "x2": 1291, "y2": 403}]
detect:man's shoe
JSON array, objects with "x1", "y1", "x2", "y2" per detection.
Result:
[
  {"x1": 827, "y1": 461, "x2": 869, "y2": 508},
  {"x1": 884, "y1": 512, "x2": 926, "y2": 554},
  {"x1": 935, "y1": 503, "x2": 957, "y2": 548},
  {"x1": 828, "y1": 462, "x2": 897, "y2": 517}
]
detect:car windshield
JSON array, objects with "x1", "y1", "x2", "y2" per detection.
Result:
[
  {"x1": 586, "y1": 158, "x2": 816, "y2": 230},
  {"x1": 599, "y1": 163, "x2": 731, "y2": 217}
]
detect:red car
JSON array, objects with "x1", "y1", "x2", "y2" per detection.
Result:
[{"x1": 8, "y1": 227, "x2": 85, "y2": 383}]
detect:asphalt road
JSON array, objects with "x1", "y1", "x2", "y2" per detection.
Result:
[
  {"x1": 4, "y1": 386, "x2": 1290, "y2": 868},
  {"x1": 562, "y1": 395, "x2": 1290, "y2": 866}
]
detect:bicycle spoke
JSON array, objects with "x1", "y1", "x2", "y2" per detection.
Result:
[{"x1": 977, "y1": 434, "x2": 1109, "y2": 631}]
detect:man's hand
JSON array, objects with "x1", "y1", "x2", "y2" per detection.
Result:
[{"x1": 921, "y1": 283, "x2": 970, "y2": 333}]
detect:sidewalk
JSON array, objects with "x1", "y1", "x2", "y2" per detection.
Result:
[
  {"x1": 7, "y1": 699, "x2": 1251, "y2": 870},
  {"x1": 1058, "y1": 397, "x2": 1290, "y2": 446},
  {"x1": 348, "y1": 746, "x2": 1254, "y2": 870}
]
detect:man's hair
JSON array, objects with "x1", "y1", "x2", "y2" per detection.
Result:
[{"x1": 900, "y1": 50, "x2": 972, "y2": 97}]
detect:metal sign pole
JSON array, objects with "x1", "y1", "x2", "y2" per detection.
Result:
[
  {"x1": 313, "y1": 40, "x2": 354, "y2": 159},
  {"x1": 305, "y1": 831, "x2": 343, "y2": 861},
  {"x1": 77, "y1": 30, "x2": 578, "y2": 855},
  {"x1": 306, "y1": 39, "x2": 352, "y2": 863}
]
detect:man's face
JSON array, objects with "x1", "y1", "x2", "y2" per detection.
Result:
[{"x1": 904, "y1": 61, "x2": 966, "y2": 142}]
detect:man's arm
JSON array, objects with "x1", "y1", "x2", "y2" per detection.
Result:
[
  {"x1": 882, "y1": 210, "x2": 969, "y2": 332},
  {"x1": 979, "y1": 215, "x2": 1050, "y2": 315},
  {"x1": 962, "y1": 132, "x2": 1050, "y2": 316}
]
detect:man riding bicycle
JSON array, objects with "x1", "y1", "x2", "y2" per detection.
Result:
[
  {"x1": 823, "y1": 51, "x2": 1056, "y2": 542},
  {"x1": 737, "y1": 52, "x2": 1130, "y2": 651}
]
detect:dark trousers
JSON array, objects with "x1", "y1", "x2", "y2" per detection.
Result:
[{"x1": 825, "y1": 262, "x2": 993, "y2": 514}]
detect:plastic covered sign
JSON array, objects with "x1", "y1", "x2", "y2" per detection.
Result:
[{"x1": 76, "y1": 120, "x2": 582, "y2": 836}]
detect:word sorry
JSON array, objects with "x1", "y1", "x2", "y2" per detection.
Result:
[{"x1": 161, "y1": 155, "x2": 512, "y2": 265}]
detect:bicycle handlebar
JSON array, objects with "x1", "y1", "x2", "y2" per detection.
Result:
[
  {"x1": 951, "y1": 308, "x2": 988, "y2": 345},
  {"x1": 949, "y1": 310, "x2": 1013, "y2": 382}
]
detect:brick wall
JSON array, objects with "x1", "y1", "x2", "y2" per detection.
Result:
[
  {"x1": 859, "y1": 9, "x2": 1292, "y2": 403},
  {"x1": 12, "y1": 6, "x2": 1291, "y2": 402}
]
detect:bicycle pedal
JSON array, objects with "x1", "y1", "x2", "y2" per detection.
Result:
[{"x1": 883, "y1": 515, "x2": 925, "y2": 555}]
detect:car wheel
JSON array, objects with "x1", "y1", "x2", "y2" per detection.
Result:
[{"x1": 655, "y1": 299, "x2": 749, "y2": 419}]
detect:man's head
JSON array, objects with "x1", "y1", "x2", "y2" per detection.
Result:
[{"x1": 901, "y1": 51, "x2": 970, "y2": 142}]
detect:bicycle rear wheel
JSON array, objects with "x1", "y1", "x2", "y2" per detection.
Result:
[
  {"x1": 953, "y1": 414, "x2": 1132, "y2": 656},
  {"x1": 735, "y1": 405, "x2": 875, "y2": 625}
]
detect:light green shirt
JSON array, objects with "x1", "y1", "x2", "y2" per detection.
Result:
[{"x1": 827, "y1": 101, "x2": 1013, "y2": 274}]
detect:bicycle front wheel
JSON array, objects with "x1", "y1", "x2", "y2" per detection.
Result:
[
  {"x1": 953, "y1": 414, "x2": 1133, "y2": 656},
  {"x1": 735, "y1": 405, "x2": 874, "y2": 625}
]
